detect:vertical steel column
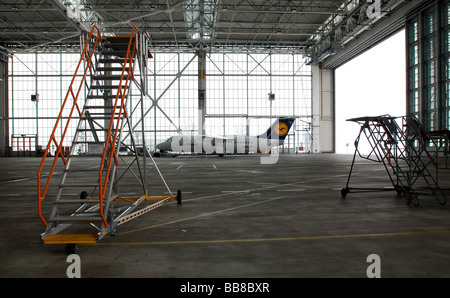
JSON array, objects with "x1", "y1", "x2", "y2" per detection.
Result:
[
  {"x1": 418, "y1": 11, "x2": 425, "y2": 126},
  {"x1": 436, "y1": 1, "x2": 443, "y2": 131},
  {"x1": 198, "y1": 50, "x2": 206, "y2": 135},
  {"x1": 0, "y1": 54, "x2": 8, "y2": 156},
  {"x1": 35, "y1": 52, "x2": 38, "y2": 153}
]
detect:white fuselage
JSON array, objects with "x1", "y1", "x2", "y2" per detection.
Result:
[{"x1": 156, "y1": 135, "x2": 280, "y2": 155}]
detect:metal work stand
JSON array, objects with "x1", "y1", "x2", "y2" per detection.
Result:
[
  {"x1": 341, "y1": 115, "x2": 446, "y2": 207},
  {"x1": 37, "y1": 26, "x2": 181, "y2": 254}
]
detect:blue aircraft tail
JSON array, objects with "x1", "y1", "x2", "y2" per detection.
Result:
[{"x1": 259, "y1": 117, "x2": 295, "y2": 140}]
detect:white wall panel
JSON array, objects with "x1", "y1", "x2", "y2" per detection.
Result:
[{"x1": 312, "y1": 63, "x2": 335, "y2": 153}]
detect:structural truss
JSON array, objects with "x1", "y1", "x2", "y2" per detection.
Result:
[{"x1": 0, "y1": 0, "x2": 409, "y2": 57}]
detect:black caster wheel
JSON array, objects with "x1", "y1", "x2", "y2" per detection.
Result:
[
  {"x1": 177, "y1": 190, "x2": 182, "y2": 205},
  {"x1": 395, "y1": 189, "x2": 404, "y2": 196},
  {"x1": 341, "y1": 188, "x2": 349, "y2": 198},
  {"x1": 80, "y1": 191, "x2": 88, "y2": 199},
  {"x1": 66, "y1": 243, "x2": 78, "y2": 255},
  {"x1": 436, "y1": 195, "x2": 447, "y2": 206},
  {"x1": 80, "y1": 191, "x2": 88, "y2": 206},
  {"x1": 406, "y1": 192, "x2": 419, "y2": 207}
]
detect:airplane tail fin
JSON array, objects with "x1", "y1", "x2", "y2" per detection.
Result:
[{"x1": 259, "y1": 117, "x2": 295, "y2": 141}]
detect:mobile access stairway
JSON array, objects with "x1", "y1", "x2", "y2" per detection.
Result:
[
  {"x1": 341, "y1": 115, "x2": 446, "y2": 207},
  {"x1": 37, "y1": 26, "x2": 181, "y2": 254}
]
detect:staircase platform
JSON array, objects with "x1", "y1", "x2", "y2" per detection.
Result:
[{"x1": 43, "y1": 233, "x2": 98, "y2": 244}]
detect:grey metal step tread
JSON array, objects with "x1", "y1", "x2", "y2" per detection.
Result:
[
  {"x1": 81, "y1": 113, "x2": 120, "y2": 116},
  {"x1": 84, "y1": 105, "x2": 121, "y2": 109},
  {"x1": 84, "y1": 111, "x2": 120, "y2": 114},
  {"x1": 86, "y1": 94, "x2": 118, "y2": 98},
  {"x1": 99, "y1": 58, "x2": 126, "y2": 63},
  {"x1": 54, "y1": 199, "x2": 100, "y2": 204},
  {"x1": 76, "y1": 128, "x2": 108, "y2": 131},
  {"x1": 97, "y1": 67, "x2": 130, "y2": 72},
  {"x1": 91, "y1": 85, "x2": 126, "y2": 89},
  {"x1": 104, "y1": 43, "x2": 132, "y2": 47},
  {"x1": 59, "y1": 183, "x2": 100, "y2": 188},
  {"x1": 63, "y1": 168, "x2": 104, "y2": 172},
  {"x1": 72, "y1": 141, "x2": 105, "y2": 144},
  {"x1": 81, "y1": 114, "x2": 120, "y2": 118},
  {"x1": 104, "y1": 41, "x2": 134, "y2": 47},
  {"x1": 102, "y1": 54, "x2": 132, "y2": 59},
  {"x1": 48, "y1": 215, "x2": 103, "y2": 223},
  {"x1": 93, "y1": 75, "x2": 129, "y2": 80},
  {"x1": 68, "y1": 154, "x2": 107, "y2": 158},
  {"x1": 80, "y1": 116, "x2": 121, "y2": 120},
  {"x1": 103, "y1": 49, "x2": 132, "y2": 54}
]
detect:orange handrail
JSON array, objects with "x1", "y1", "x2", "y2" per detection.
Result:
[
  {"x1": 37, "y1": 26, "x2": 103, "y2": 226},
  {"x1": 98, "y1": 25, "x2": 138, "y2": 227}
]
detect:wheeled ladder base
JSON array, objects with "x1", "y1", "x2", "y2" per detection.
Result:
[{"x1": 41, "y1": 191, "x2": 182, "y2": 254}]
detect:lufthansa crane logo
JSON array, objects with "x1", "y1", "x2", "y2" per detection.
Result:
[{"x1": 275, "y1": 122, "x2": 288, "y2": 136}]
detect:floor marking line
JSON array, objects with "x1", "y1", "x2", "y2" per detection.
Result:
[
  {"x1": 183, "y1": 174, "x2": 348, "y2": 202},
  {"x1": 0, "y1": 177, "x2": 32, "y2": 184},
  {"x1": 1, "y1": 171, "x2": 63, "y2": 184},
  {"x1": 90, "y1": 230, "x2": 450, "y2": 246},
  {"x1": 116, "y1": 196, "x2": 286, "y2": 236}
]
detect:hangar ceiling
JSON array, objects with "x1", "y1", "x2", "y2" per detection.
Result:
[{"x1": 0, "y1": 0, "x2": 407, "y2": 60}]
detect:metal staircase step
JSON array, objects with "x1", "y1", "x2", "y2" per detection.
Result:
[
  {"x1": 81, "y1": 112, "x2": 120, "y2": 115},
  {"x1": 105, "y1": 40, "x2": 133, "y2": 45},
  {"x1": 76, "y1": 128, "x2": 108, "y2": 132},
  {"x1": 105, "y1": 39, "x2": 135, "y2": 48},
  {"x1": 54, "y1": 199, "x2": 99, "y2": 204},
  {"x1": 48, "y1": 215, "x2": 103, "y2": 223},
  {"x1": 80, "y1": 116, "x2": 121, "y2": 120},
  {"x1": 104, "y1": 42, "x2": 131, "y2": 47},
  {"x1": 99, "y1": 58, "x2": 126, "y2": 64},
  {"x1": 63, "y1": 168, "x2": 104, "y2": 172},
  {"x1": 86, "y1": 95, "x2": 118, "y2": 99},
  {"x1": 93, "y1": 75, "x2": 128, "y2": 80},
  {"x1": 68, "y1": 154, "x2": 106, "y2": 158},
  {"x1": 72, "y1": 141, "x2": 105, "y2": 144},
  {"x1": 91, "y1": 85, "x2": 126, "y2": 89},
  {"x1": 59, "y1": 183, "x2": 100, "y2": 188},
  {"x1": 84, "y1": 105, "x2": 121, "y2": 109},
  {"x1": 97, "y1": 67, "x2": 130, "y2": 72},
  {"x1": 103, "y1": 50, "x2": 131, "y2": 56}
]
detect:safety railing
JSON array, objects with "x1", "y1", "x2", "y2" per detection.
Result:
[
  {"x1": 37, "y1": 26, "x2": 103, "y2": 226},
  {"x1": 98, "y1": 25, "x2": 138, "y2": 227}
]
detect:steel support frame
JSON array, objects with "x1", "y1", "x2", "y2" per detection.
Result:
[{"x1": 342, "y1": 115, "x2": 446, "y2": 206}]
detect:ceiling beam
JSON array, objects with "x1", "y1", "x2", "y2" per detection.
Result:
[{"x1": 50, "y1": 0, "x2": 89, "y2": 32}]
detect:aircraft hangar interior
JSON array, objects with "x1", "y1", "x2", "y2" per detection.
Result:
[{"x1": 1, "y1": 0, "x2": 450, "y2": 281}]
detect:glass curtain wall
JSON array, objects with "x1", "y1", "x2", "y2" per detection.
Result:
[
  {"x1": 407, "y1": 0, "x2": 450, "y2": 131},
  {"x1": 205, "y1": 52, "x2": 311, "y2": 153},
  {"x1": 8, "y1": 51, "x2": 82, "y2": 155},
  {"x1": 8, "y1": 50, "x2": 312, "y2": 154}
]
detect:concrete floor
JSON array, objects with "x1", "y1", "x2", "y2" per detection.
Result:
[{"x1": 1, "y1": 153, "x2": 450, "y2": 278}]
